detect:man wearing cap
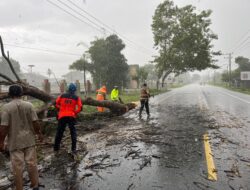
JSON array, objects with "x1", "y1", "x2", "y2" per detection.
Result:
[
  {"x1": 0, "y1": 84, "x2": 42, "y2": 190},
  {"x1": 54, "y1": 83, "x2": 82, "y2": 154}
]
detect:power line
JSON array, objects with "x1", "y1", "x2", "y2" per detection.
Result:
[
  {"x1": 4, "y1": 43, "x2": 81, "y2": 56},
  {"x1": 66, "y1": 0, "x2": 115, "y2": 33},
  {"x1": 230, "y1": 29, "x2": 250, "y2": 52},
  {"x1": 55, "y1": 0, "x2": 106, "y2": 33},
  {"x1": 234, "y1": 44, "x2": 250, "y2": 55},
  {"x1": 47, "y1": 0, "x2": 154, "y2": 55},
  {"x1": 234, "y1": 41, "x2": 250, "y2": 54},
  {"x1": 233, "y1": 37, "x2": 250, "y2": 53},
  {"x1": 46, "y1": 0, "x2": 104, "y2": 33},
  {"x1": 65, "y1": 0, "x2": 154, "y2": 54}
]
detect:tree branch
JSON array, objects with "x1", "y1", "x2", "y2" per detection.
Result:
[
  {"x1": 0, "y1": 92, "x2": 9, "y2": 100},
  {"x1": 0, "y1": 73, "x2": 15, "y2": 83},
  {"x1": 161, "y1": 69, "x2": 172, "y2": 87},
  {"x1": 0, "y1": 36, "x2": 21, "y2": 81},
  {"x1": 0, "y1": 81, "x2": 12, "y2": 85}
]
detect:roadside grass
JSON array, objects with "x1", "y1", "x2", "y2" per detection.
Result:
[
  {"x1": 83, "y1": 105, "x2": 98, "y2": 113},
  {"x1": 120, "y1": 91, "x2": 140, "y2": 103},
  {"x1": 31, "y1": 99, "x2": 44, "y2": 108},
  {"x1": 211, "y1": 83, "x2": 250, "y2": 95}
]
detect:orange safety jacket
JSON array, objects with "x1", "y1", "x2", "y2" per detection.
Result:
[
  {"x1": 56, "y1": 93, "x2": 82, "y2": 120},
  {"x1": 96, "y1": 86, "x2": 107, "y2": 99}
]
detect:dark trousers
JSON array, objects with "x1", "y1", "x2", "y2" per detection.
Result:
[
  {"x1": 139, "y1": 99, "x2": 150, "y2": 115},
  {"x1": 54, "y1": 117, "x2": 77, "y2": 152}
]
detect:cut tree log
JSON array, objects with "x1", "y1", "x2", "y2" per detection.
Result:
[{"x1": 0, "y1": 87, "x2": 136, "y2": 116}]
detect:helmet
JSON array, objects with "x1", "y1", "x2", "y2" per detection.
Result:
[
  {"x1": 9, "y1": 85, "x2": 23, "y2": 97},
  {"x1": 68, "y1": 83, "x2": 77, "y2": 93}
]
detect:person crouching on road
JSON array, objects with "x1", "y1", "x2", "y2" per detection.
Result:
[
  {"x1": 111, "y1": 86, "x2": 119, "y2": 102},
  {"x1": 139, "y1": 83, "x2": 150, "y2": 117},
  {"x1": 0, "y1": 85, "x2": 42, "y2": 190},
  {"x1": 111, "y1": 86, "x2": 124, "y2": 104},
  {"x1": 54, "y1": 83, "x2": 82, "y2": 154},
  {"x1": 96, "y1": 85, "x2": 107, "y2": 112}
]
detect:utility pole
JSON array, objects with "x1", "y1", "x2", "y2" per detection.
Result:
[
  {"x1": 28, "y1": 65, "x2": 35, "y2": 73},
  {"x1": 224, "y1": 53, "x2": 233, "y2": 87},
  {"x1": 82, "y1": 54, "x2": 87, "y2": 97},
  {"x1": 76, "y1": 41, "x2": 89, "y2": 96},
  {"x1": 229, "y1": 53, "x2": 232, "y2": 87},
  {"x1": 213, "y1": 70, "x2": 215, "y2": 85}
]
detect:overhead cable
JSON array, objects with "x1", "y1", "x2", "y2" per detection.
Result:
[
  {"x1": 47, "y1": 0, "x2": 154, "y2": 55},
  {"x1": 4, "y1": 43, "x2": 81, "y2": 56},
  {"x1": 65, "y1": 0, "x2": 154, "y2": 54}
]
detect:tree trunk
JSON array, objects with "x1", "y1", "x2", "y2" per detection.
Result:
[
  {"x1": 0, "y1": 84, "x2": 136, "y2": 116},
  {"x1": 161, "y1": 70, "x2": 172, "y2": 88}
]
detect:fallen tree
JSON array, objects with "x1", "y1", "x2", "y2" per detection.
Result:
[{"x1": 0, "y1": 36, "x2": 136, "y2": 117}]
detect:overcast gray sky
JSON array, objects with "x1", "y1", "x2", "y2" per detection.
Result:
[{"x1": 1, "y1": 0, "x2": 250, "y2": 77}]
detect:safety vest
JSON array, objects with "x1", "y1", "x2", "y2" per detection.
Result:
[
  {"x1": 56, "y1": 93, "x2": 82, "y2": 119},
  {"x1": 111, "y1": 89, "x2": 119, "y2": 101}
]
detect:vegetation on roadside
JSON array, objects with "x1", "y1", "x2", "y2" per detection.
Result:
[
  {"x1": 152, "y1": 0, "x2": 220, "y2": 87},
  {"x1": 211, "y1": 83, "x2": 250, "y2": 95}
]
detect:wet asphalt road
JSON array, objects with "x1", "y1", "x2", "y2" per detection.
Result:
[{"x1": 1, "y1": 84, "x2": 250, "y2": 190}]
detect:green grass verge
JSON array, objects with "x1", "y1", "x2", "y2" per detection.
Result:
[{"x1": 211, "y1": 83, "x2": 250, "y2": 95}]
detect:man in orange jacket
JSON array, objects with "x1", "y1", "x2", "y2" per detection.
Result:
[
  {"x1": 54, "y1": 83, "x2": 82, "y2": 154},
  {"x1": 96, "y1": 85, "x2": 107, "y2": 112}
]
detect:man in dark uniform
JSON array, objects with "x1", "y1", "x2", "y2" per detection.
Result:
[
  {"x1": 54, "y1": 83, "x2": 82, "y2": 154},
  {"x1": 139, "y1": 83, "x2": 150, "y2": 117}
]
